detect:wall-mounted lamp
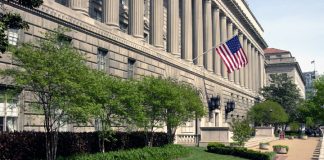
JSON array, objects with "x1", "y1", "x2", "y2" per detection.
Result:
[
  {"x1": 208, "y1": 95, "x2": 221, "y2": 111},
  {"x1": 225, "y1": 100, "x2": 235, "y2": 119}
]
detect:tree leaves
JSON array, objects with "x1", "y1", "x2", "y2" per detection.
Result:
[
  {"x1": 260, "y1": 73, "x2": 301, "y2": 122},
  {"x1": 248, "y1": 100, "x2": 288, "y2": 126}
]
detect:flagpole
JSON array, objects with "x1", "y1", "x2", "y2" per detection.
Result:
[{"x1": 192, "y1": 44, "x2": 221, "y2": 61}]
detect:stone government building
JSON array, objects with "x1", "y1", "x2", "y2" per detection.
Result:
[{"x1": 0, "y1": 0, "x2": 267, "y2": 145}]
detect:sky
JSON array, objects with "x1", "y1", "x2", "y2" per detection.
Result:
[{"x1": 247, "y1": 0, "x2": 324, "y2": 75}]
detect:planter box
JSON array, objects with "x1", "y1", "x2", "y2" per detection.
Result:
[
  {"x1": 259, "y1": 143, "x2": 269, "y2": 150},
  {"x1": 273, "y1": 147, "x2": 288, "y2": 154}
]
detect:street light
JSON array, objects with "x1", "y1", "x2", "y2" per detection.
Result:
[
  {"x1": 208, "y1": 95, "x2": 221, "y2": 111},
  {"x1": 225, "y1": 100, "x2": 235, "y2": 119}
]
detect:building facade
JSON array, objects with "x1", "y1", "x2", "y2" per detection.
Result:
[
  {"x1": 0, "y1": 0, "x2": 267, "y2": 144},
  {"x1": 264, "y1": 48, "x2": 305, "y2": 99}
]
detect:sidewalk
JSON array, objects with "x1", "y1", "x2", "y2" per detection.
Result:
[{"x1": 249, "y1": 137, "x2": 320, "y2": 160}]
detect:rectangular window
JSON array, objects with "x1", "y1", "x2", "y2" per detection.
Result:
[
  {"x1": 144, "y1": 33, "x2": 149, "y2": 43},
  {"x1": 0, "y1": 90, "x2": 19, "y2": 132},
  {"x1": 90, "y1": 0, "x2": 103, "y2": 22},
  {"x1": 7, "y1": 29, "x2": 19, "y2": 46},
  {"x1": 97, "y1": 48, "x2": 108, "y2": 71},
  {"x1": 55, "y1": 0, "x2": 69, "y2": 6},
  {"x1": 93, "y1": 8, "x2": 103, "y2": 22},
  {"x1": 120, "y1": 23, "x2": 128, "y2": 33},
  {"x1": 127, "y1": 58, "x2": 136, "y2": 79},
  {"x1": 121, "y1": 0, "x2": 128, "y2": 6}
]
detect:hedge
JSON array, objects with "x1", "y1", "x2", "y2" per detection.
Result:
[
  {"x1": 0, "y1": 131, "x2": 169, "y2": 160},
  {"x1": 61, "y1": 144, "x2": 190, "y2": 160},
  {"x1": 207, "y1": 143, "x2": 276, "y2": 160}
]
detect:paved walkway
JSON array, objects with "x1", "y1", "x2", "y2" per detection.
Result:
[{"x1": 249, "y1": 137, "x2": 320, "y2": 160}]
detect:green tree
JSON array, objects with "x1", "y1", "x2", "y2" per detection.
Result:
[
  {"x1": 138, "y1": 77, "x2": 205, "y2": 144},
  {"x1": 164, "y1": 80, "x2": 205, "y2": 143},
  {"x1": 229, "y1": 119, "x2": 252, "y2": 147},
  {"x1": 260, "y1": 73, "x2": 301, "y2": 122},
  {"x1": 298, "y1": 76, "x2": 324, "y2": 126},
  {"x1": 1, "y1": 28, "x2": 99, "y2": 160},
  {"x1": 248, "y1": 100, "x2": 288, "y2": 128},
  {"x1": 87, "y1": 70, "x2": 145, "y2": 152},
  {"x1": 0, "y1": 0, "x2": 43, "y2": 53}
]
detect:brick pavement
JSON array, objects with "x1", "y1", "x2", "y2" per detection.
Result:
[{"x1": 249, "y1": 137, "x2": 320, "y2": 160}]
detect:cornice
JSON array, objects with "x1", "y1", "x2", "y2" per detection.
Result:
[
  {"x1": 266, "y1": 62, "x2": 306, "y2": 85},
  {"x1": 214, "y1": 0, "x2": 267, "y2": 52}
]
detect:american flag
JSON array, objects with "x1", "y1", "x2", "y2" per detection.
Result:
[{"x1": 215, "y1": 35, "x2": 248, "y2": 73}]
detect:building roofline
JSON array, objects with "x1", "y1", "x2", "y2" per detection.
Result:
[
  {"x1": 241, "y1": 0, "x2": 264, "y2": 32},
  {"x1": 228, "y1": 0, "x2": 268, "y2": 49}
]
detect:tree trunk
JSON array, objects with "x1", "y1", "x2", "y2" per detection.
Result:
[
  {"x1": 166, "y1": 123, "x2": 176, "y2": 144},
  {"x1": 149, "y1": 126, "x2": 154, "y2": 147},
  {"x1": 45, "y1": 131, "x2": 58, "y2": 160}
]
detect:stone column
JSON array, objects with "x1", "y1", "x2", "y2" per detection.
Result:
[
  {"x1": 252, "y1": 47, "x2": 256, "y2": 92},
  {"x1": 234, "y1": 28, "x2": 240, "y2": 85},
  {"x1": 255, "y1": 50, "x2": 260, "y2": 92},
  {"x1": 227, "y1": 22, "x2": 234, "y2": 81},
  {"x1": 193, "y1": 0, "x2": 204, "y2": 67},
  {"x1": 239, "y1": 34, "x2": 244, "y2": 86},
  {"x1": 212, "y1": 7, "x2": 221, "y2": 76},
  {"x1": 260, "y1": 54, "x2": 264, "y2": 89},
  {"x1": 167, "y1": 0, "x2": 180, "y2": 57},
  {"x1": 150, "y1": 0, "x2": 164, "y2": 48},
  {"x1": 181, "y1": 0, "x2": 193, "y2": 62},
  {"x1": 243, "y1": 37, "x2": 248, "y2": 88},
  {"x1": 248, "y1": 42, "x2": 252, "y2": 90},
  {"x1": 220, "y1": 14, "x2": 227, "y2": 79},
  {"x1": 69, "y1": 0, "x2": 89, "y2": 16},
  {"x1": 103, "y1": 0, "x2": 119, "y2": 29},
  {"x1": 129, "y1": 0, "x2": 144, "y2": 39},
  {"x1": 203, "y1": 0, "x2": 213, "y2": 72}
]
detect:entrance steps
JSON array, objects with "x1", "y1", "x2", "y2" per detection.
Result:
[{"x1": 244, "y1": 136, "x2": 278, "y2": 148}]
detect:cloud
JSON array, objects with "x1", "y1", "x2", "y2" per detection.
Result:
[{"x1": 248, "y1": 0, "x2": 324, "y2": 74}]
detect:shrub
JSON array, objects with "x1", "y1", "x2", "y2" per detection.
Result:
[
  {"x1": 207, "y1": 142, "x2": 276, "y2": 160},
  {"x1": 62, "y1": 144, "x2": 190, "y2": 160},
  {"x1": 285, "y1": 131, "x2": 300, "y2": 137},
  {"x1": 273, "y1": 145, "x2": 289, "y2": 152},
  {"x1": 229, "y1": 119, "x2": 252, "y2": 147},
  {"x1": 0, "y1": 131, "x2": 168, "y2": 160}
]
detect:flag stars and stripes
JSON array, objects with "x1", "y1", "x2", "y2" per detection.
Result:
[{"x1": 216, "y1": 35, "x2": 248, "y2": 73}]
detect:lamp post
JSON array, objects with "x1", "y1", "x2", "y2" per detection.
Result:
[{"x1": 225, "y1": 100, "x2": 235, "y2": 120}]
